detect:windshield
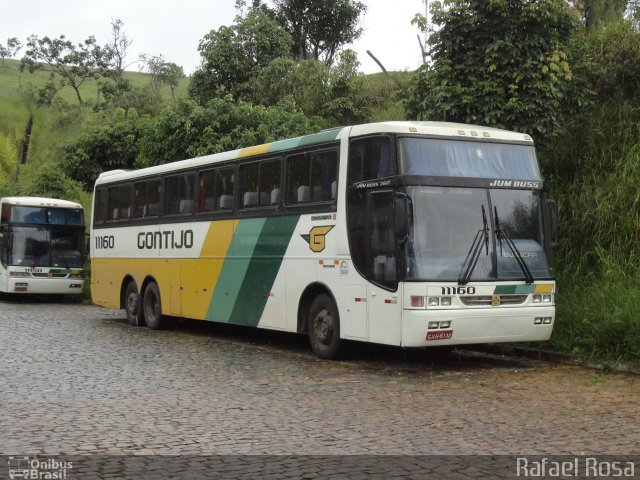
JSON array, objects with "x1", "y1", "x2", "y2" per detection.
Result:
[
  {"x1": 9, "y1": 226, "x2": 84, "y2": 268},
  {"x1": 405, "y1": 187, "x2": 551, "y2": 282},
  {"x1": 398, "y1": 137, "x2": 541, "y2": 181},
  {"x1": 10, "y1": 206, "x2": 83, "y2": 225}
]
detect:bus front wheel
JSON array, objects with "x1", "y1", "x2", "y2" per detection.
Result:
[
  {"x1": 308, "y1": 294, "x2": 342, "y2": 360},
  {"x1": 125, "y1": 281, "x2": 144, "y2": 327},
  {"x1": 143, "y1": 282, "x2": 165, "y2": 330}
]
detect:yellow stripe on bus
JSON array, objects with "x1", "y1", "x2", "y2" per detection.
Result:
[
  {"x1": 534, "y1": 284, "x2": 554, "y2": 294},
  {"x1": 239, "y1": 144, "x2": 271, "y2": 158},
  {"x1": 181, "y1": 220, "x2": 238, "y2": 319}
]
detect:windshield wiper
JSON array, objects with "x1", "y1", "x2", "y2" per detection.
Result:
[
  {"x1": 494, "y1": 207, "x2": 534, "y2": 284},
  {"x1": 458, "y1": 205, "x2": 490, "y2": 285}
]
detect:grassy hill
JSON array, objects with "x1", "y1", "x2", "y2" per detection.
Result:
[{"x1": 0, "y1": 58, "x2": 190, "y2": 199}]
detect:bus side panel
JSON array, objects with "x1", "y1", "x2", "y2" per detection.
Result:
[
  {"x1": 205, "y1": 216, "x2": 299, "y2": 327},
  {"x1": 181, "y1": 220, "x2": 237, "y2": 320}
]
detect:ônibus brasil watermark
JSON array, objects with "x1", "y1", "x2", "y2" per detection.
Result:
[
  {"x1": 517, "y1": 457, "x2": 636, "y2": 478},
  {"x1": 7, "y1": 457, "x2": 72, "y2": 480}
]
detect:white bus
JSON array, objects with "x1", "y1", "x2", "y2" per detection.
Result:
[
  {"x1": 90, "y1": 121, "x2": 557, "y2": 359},
  {"x1": 0, "y1": 197, "x2": 85, "y2": 295}
]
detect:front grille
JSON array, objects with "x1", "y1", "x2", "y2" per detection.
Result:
[
  {"x1": 460, "y1": 296, "x2": 492, "y2": 306},
  {"x1": 32, "y1": 272, "x2": 68, "y2": 278},
  {"x1": 460, "y1": 295, "x2": 528, "y2": 306}
]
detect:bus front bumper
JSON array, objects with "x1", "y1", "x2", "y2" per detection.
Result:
[
  {"x1": 402, "y1": 306, "x2": 555, "y2": 347},
  {"x1": 7, "y1": 278, "x2": 85, "y2": 295}
]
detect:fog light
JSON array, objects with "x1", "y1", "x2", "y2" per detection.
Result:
[
  {"x1": 428, "y1": 321, "x2": 439, "y2": 329},
  {"x1": 69, "y1": 284, "x2": 82, "y2": 289},
  {"x1": 532, "y1": 295, "x2": 542, "y2": 304},
  {"x1": 534, "y1": 317, "x2": 543, "y2": 325},
  {"x1": 411, "y1": 296, "x2": 425, "y2": 308},
  {"x1": 440, "y1": 321, "x2": 451, "y2": 328},
  {"x1": 542, "y1": 294, "x2": 552, "y2": 304},
  {"x1": 428, "y1": 297, "x2": 440, "y2": 307},
  {"x1": 543, "y1": 317, "x2": 552, "y2": 324},
  {"x1": 440, "y1": 297, "x2": 452, "y2": 306}
]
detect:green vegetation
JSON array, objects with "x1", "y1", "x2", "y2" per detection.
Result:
[
  {"x1": 1, "y1": 0, "x2": 639, "y2": 364},
  {"x1": 407, "y1": 0, "x2": 640, "y2": 364}
]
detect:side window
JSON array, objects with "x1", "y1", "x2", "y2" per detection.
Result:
[
  {"x1": 133, "y1": 180, "x2": 161, "y2": 218},
  {"x1": 107, "y1": 185, "x2": 131, "y2": 222},
  {"x1": 240, "y1": 163, "x2": 259, "y2": 208},
  {"x1": 198, "y1": 168, "x2": 235, "y2": 212},
  {"x1": 259, "y1": 160, "x2": 281, "y2": 206},
  {"x1": 240, "y1": 160, "x2": 281, "y2": 208},
  {"x1": 287, "y1": 154, "x2": 307, "y2": 204},
  {"x1": 287, "y1": 150, "x2": 338, "y2": 204},
  {"x1": 132, "y1": 182, "x2": 147, "y2": 219},
  {"x1": 95, "y1": 188, "x2": 108, "y2": 223},
  {"x1": 346, "y1": 189, "x2": 398, "y2": 290},
  {"x1": 310, "y1": 151, "x2": 338, "y2": 202},
  {"x1": 165, "y1": 174, "x2": 195, "y2": 215},
  {"x1": 198, "y1": 170, "x2": 217, "y2": 213},
  {"x1": 216, "y1": 168, "x2": 235, "y2": 211},
  {"x1": 348, "y1": 136, "x2": 396, "y2": 185}
]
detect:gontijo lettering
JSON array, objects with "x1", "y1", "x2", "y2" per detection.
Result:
[{"x1": 137, "y1": 229, "x2": 194, "y2": 249}]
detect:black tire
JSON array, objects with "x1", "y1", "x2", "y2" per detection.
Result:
[
  {"x1": 124, "y1": 281, "x2": 144, "y2": 327},
  {"x1": 308, "y1": 293, "x2": 342, "y2": 360},
  {"x1": 142, "y1": 281, "x2": 165, "y2": 330}
]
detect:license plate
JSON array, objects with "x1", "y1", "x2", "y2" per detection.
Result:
[{"x1": 426, "y1": 330, "x2": 453, "y2": 341}]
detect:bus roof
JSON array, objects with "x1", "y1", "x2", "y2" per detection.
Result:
[
  {"x1": 95, "y1": 121, "x2": 534, "y2": 186},
  {"x1": 1, "y1": 196, "x2": 83, "y2": 209}
]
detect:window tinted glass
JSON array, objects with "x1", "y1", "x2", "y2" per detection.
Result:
[
  {"x1": 133, "y1": 180, "x2": 161, "y2": 218},
  {"x1": 398, "y1": 138, "x2": 541, "y2": 180},
  {"x1": 165, "y1": 175, "x2": 194, "y2": 215},
  {"x1": 348, "y1": 136, "x2": 395, "y2": 184},
  {"x1": 95, "y1": 189, "x2": 108, "y2": 223},
  {"x1": 288, "y1": 150, "x2": 337, "y2": 204},
  {"x1": 108, "y1": 185, "x2": 131, "y2": 221},
  {"x1": 216, "y1": 168, "x2": 235, "y2": 211},
  {"x1": 240, "y1": 160, "x2": 281, "y2": 208}
]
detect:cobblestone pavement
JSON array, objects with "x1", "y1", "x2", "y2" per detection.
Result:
[{"x1": 0, "y1": 298, "x2": 638, "y2": 459}]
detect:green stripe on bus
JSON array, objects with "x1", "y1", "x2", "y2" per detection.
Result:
[
  {"x1": 515, "y1": 284, "x2": 536, "y2": 294},
  {"x1": 297, "y1": 127, "x2": 342, "y2": 147},
  {"x1": 228, "y1": 215, "x2": 300, "y2": 326},
  {"x1": 269, "y1": 137, "x2": 303, "y2": 153},
  {"x1": 206, "y1": 218, "x2": 266, "y2": 323},
  {"x1": 494, "y1": 284, "x2": 536, "y2": 295}
]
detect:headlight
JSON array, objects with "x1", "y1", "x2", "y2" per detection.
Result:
[{"x1": 9, "y1": 271, "x2": 30, "y2": 277}]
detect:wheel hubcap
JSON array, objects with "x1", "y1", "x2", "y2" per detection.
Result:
[{"x1": 314, "y1": 309, "x2": 332, "y2": 345}]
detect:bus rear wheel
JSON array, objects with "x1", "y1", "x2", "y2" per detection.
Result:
[
  {"x1": 143, "y1": 282, "x2": 165, "y2": 330},
  {"x1": 125, "y1": 281, "x2": 144, "y2": 327},
  {"x1": 308, "y1": 293, "x2": 342, "y2": 360}
]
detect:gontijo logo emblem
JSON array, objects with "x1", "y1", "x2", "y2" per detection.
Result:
[{"x1": 301, "y1": 225, "x2": 334, "y2": 253}]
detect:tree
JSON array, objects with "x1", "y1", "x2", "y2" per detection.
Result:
[
  {"x1": 189, "y1": 8, "x2": 292, "y2": 103},
  {"x1": 137, "y1": 97, "x2": 323, "y2": 167},
  {"x1": 63, "y1": 117, "x2": 146, "y2": 190},
  {"x1": 21, "y1": 34, "x2": 103, "y2": 105},
  {"x1": 102, "y1": 19, "x2": 134, "y2": 80},
  {"x1": 0, "y1": 37, "x2": 21, "y2": 66},
  {"x1": 577, "y1": 0, "x2": 629, "y2": 29},
  {"x1": 273, "y1": 0, "x2": 366, "y2": 65},
  {"x1": 144, "y1": 55, "x2": 185, "y2": 100},
  {"x1": 404, "y1": 0, "x2": 581, "y2": 141}
]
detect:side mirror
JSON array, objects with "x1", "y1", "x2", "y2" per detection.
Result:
[
  {"x1": 395, "y1": 192, "x2": 411, "y2": 244},
  {"x1": 546, "y1": 199, "x2": 558, "y2": 245}
]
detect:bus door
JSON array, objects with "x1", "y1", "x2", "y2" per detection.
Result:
[{"x1": 365, "y1": 190, "x2": 403, "y2": 345}]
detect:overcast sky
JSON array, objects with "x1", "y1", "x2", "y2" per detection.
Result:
[{"x1": 1, "y1": 0, "x2": 426, "y2": 75}]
